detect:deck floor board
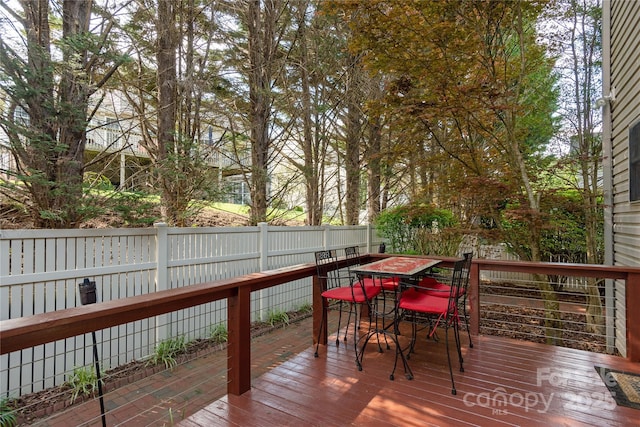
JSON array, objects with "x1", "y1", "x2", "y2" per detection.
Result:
[{"x1": 180, "y1": 325, "x2": 640, "y2": 427}]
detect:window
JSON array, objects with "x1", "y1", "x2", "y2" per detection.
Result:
[{"x1": 630, "y1": 119, "x2": 640, "y2": 202}]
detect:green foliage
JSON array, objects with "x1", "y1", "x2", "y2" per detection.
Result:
[
  {"x1": 500, "y1": 189, "x2": 603, "y2": 263},
  {"x1": 540, "y1": 190, "x2": 603, "y2": 263},
  {"x1": 0, "y1": 398, "x2": 16, "y2": 427},
  {"x1": 154, "y1": 133, "x2": 220, "y2": 226},
  {"x1": 67, "y1": 366, "x2": 103, "y2": 403},
  {"x1": 0, "y1": 1, "x2": 128, "y2": 229},
  {"x1": 209, "y1": 324, "x2": 228, "y2": 344},
  {"x1": 147, "y1": 336, "x2": 188, "y2": 369},
  {"x1": 413, "y1": 228, "x2": 465, "y2": 257},
  {"x1": 266, "y1": 309, "x2": 290, "y2": 327},
  {"x1": 111, "y1": 191, "x2": 159, "y2": 227},
  {"x1": 375, "y1": 204, "x2": 456, "y2": 254},
  {"x1": 270, "y1": 198, "x2": 288, "y2": 210},
  {"x1": 297, "y1": 302, "x2": 313, "y2": 314},
  {"x1": 83, "y1": 172, "x2": 114, "y2": 191}
]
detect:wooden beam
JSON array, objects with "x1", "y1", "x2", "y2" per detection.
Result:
[
  {"x1": 0, "y1": 264, "x2": 317, "y2": 355},
  {"x1": 228, "y1": 285, "x2": 251, "y2": 395},
  {"x1": 469, "y1": 262, "x2": 480, "y2": 336},
  {"x1": 473, "y1": 259, "x2": 629, "y2": 279},
  {"x1": 312, "y1": 275, "x2": 327, "y2": 346},
  {"x1": 626, "y1": 272, "x2": 640, "y2": 362}
]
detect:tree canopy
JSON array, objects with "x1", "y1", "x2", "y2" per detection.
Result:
[{"x1": 0, "y1": 0, "x2": 601, "y2": 247}]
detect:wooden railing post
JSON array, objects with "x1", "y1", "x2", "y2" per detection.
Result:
[
  {"x1": 228, "y1": 285, "x2": 251, "y2": 395},
  {"x1": 313, "y1": 274, "x2": 327, "y2": 345},
  {"x1": 469, "y1": 262, "x2": 480, "y2": 336},
  {"x1": 626, "y1": 272, "x2": 640, "y2": 362}
]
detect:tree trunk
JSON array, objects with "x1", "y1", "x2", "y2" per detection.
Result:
[
  {"x1": 367, "y1": 114, "x2": 382, "y2": 223},
  {"x1": 56, "y1": 0, "x2": 93, "y2": 227},
  {"x1": 156, "y1": 0, "x2": 178, "y2": 224},
  {"x1": 247, "y1": 0, "x2": 277, "y2": 225},
  {"x1": 573, "y1": 0, "x2": 604, "y2": 335},
  {"x1": 16, "y1": 0, "x2": 91, "y2": 228},
  {"x1": 295, "y1": 2, "x2": 322, "y2": 226},
  {"x1": 513, "y1": 1, "x2": 562, "y2": 344},
  {"x1": 344, "y1": 55, "x2": 363, "y2": 225}
]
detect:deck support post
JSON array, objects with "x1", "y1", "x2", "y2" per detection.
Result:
[
  {"x1": 228, "y1": 285, "x2": 251, "y2": 395},
  {"x1": 627, "y1": 272, "x2": 640, "y2": 362},
  {"x1": 313, "y1": 275, "x2": 328, "y2": 346},
  {"x1": 469, "y1": 262, "x2": 480, "y2": 336}
]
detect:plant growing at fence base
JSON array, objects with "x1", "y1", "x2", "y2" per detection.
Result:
[
  {"x1": 297, "y1": 302, "x2": 312, "y2": 314},
  {"x1": 209, "y1": 324, "x2": 228, "y2": 344},
  {"x1": 67, "y1": 366, "x2": 103, "y2": 403},
  {"x1": 0, "y1": 397, "x2": 17, "y2": 427},
  {"x1": 147, "y1": 336, "x2": 188, "y2": 369},
  {"x1": 266, "y1": 309, "x2": 289, "y2": 327}
]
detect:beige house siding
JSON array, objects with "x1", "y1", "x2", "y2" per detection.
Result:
[{"x1": 603, "y1": 0, "x2": 640, "y2": 358}]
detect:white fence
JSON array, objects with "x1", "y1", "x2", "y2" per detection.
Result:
[
  {"x1": 0, "y1": 223, "x2": 382, "y2": 397},
  {"x1": 0, "y1": 224, "x2": 589, "y2": 398},
  {"x1": 474, "y1": 243, "x2": 588, "y2": 291}
]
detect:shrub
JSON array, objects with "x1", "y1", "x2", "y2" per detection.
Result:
[
  {"x1": 111, "y1": 191, "x2": 159, "y2": 226},
  {"x1": 297, "y1": 302, "x2": 312, "y2": 314},
  {"x1": 209, "y1": 324, "x2": 228, "y2": 344},
  {"x1": 83, "y1": 172, "x2": 114, "y2": 191},
  {"x1": 0, "y1": 398, "x2": 16, "y2": 427},
  {"x1": 266, "y1": 309, "x2": 289, "y2": 327},
  {"x1": 67, "y1": 366, "x2": 103, "y2": 403},
  {"x1": 147, "y1": 336, "x2": 188, "y2": 369},
  {"x1": 375, "y1": 204, "x2": 456, "y2": 254}
]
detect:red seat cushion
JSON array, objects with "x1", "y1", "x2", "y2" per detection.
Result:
[
  {"x1": 419, "y1": 276, "x2": 439, "y2": 287},
  {"x1": 356, "y1": 276, "x2": 398, "y2": 291},
  {"x1": 418, "y1": 277, "x2": 465, "y2": 298},
  {"x1": 379, "y1": 277, "x2": 399, "y2": 291},
  {"x1": 358, "y1": 277, "x2": 378, "y2": 287},
  {"x1": 322, "y1": 284, "x2": 381, "y2": 303},
  {"x1": 398, "y1": 288, "x2": 452, "y2": 314}
]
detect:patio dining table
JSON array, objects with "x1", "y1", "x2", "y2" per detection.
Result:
[
  {"x1": 351, "y1": 255, "x2": 442, "y2": 329},
  {"x1": 351, "y1": 256, "x2": 441, "y2": 282},
  {"x1": 350, "y1": 256, "x2": 441, "y2": 380}
]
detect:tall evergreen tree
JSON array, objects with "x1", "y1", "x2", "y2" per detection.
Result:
[{"x1": 0, "y1": 0, "x2": 126, "y2": 228}]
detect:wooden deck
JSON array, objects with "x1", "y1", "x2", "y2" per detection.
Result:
[{"x1": 179, "y1": 327, "x2": 640, "y2": 426}]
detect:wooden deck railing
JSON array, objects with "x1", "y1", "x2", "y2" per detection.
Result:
[{"x1": 1, "y1": 254, "x2": 639, "y2": 397}]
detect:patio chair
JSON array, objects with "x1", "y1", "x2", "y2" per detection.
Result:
[
  {"x1": 416, "y1": 252, "x2": 473, "y2": 348},
  {"x1": 398, "y1": 258, "x2": 466, "y2": 395},
  {"x1": 344, "y1": 246, "x2": 399, "y2": 290},
  {"x1": 344, "y1": 246, "x2": 395, "y2": 351},
  {"x1": 314, "y1": 249, "x2": 381, "y2": 358}
]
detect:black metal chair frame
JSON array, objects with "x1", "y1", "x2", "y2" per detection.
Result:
[
  {"x1": 418, "y1": 252, "x2": 474, "y2": 350},
  {"x1": 398, "y1": 258, "x2": 466, "y2": 395},
  {"x1": 313, "y1": 249, "x2": 380, "y2": 360},
  {"x1": 348, "y1": 255, "x2": 413, "y2": 381},
  {"x1": 459, "y1": 252, "x2": 474, "y2": 349}
]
